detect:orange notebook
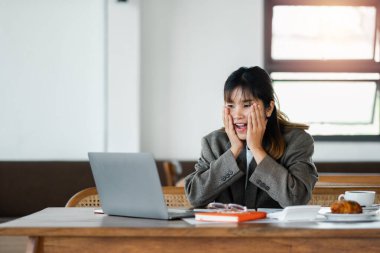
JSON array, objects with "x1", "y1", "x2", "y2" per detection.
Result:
[{"x1": 195, "y1": 211, "x2": 267, "y2": 222}]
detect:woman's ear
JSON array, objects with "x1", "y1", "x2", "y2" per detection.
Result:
[{"x1": 266, "y1": 101, "x2": 275, "y2": 118}]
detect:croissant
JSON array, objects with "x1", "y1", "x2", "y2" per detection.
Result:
[{"x1": 330, "y1": 200, "x2": 362, "y2": 214}]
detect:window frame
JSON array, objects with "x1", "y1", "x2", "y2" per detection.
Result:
[{"x1": 264, "y1": 0, "x2": 380, "y2": 141}]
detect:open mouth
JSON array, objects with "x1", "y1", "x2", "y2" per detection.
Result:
[{"x1": 234, "y1": 123, "x2": 247, "y2": 132}]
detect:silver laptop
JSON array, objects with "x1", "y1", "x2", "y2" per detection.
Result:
[{"x1": 88, "y1": 152, "x2": 193, "y2": 220}]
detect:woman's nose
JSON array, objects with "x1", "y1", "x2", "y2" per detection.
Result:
[{"x1": 234, "y1": 106, "x2": 244, "y2": 118}]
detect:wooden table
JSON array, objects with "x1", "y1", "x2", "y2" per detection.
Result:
[{"x1": 1, "y1": 208, "x2": 380, "y2": 253}]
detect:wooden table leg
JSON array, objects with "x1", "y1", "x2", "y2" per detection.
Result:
[{"x1": 26, "y1": 237, "x2": 41, "y2": 253}]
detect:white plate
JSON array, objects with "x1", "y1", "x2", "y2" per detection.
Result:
[
  {"x1": 323, "y1": 212, "x2": 378, "y2": 222},
  {"x1": 363, "y1": 205, "x2": 380, "y2": 211}
]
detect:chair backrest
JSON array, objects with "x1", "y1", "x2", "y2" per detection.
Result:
[
  {"x1": 65, "y1": 187, "x2": 100, "y2": 207},
  {"x1": 67, "y1": 184, "x2": 380, "y2": 208},
  {"x1": 309, "y1": 194, "x2": 380, "y2": 206},
  {"x1": 309, "y1": 183, "x2": 380, "y2": 206},
  {"x1": 162, "y1": 186, "x2": 192, "y2": 208},
  {"x1": 66, "y1": 186, "x2": 192, "y2": 208}
]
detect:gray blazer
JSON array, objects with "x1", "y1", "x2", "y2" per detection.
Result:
[{"x1": 184, "y1": 128, "x2": 318, "y2": 208}]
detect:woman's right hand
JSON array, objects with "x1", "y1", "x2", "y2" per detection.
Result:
[{"x1": 223, "y1": 107, "x2": 243, "y2": 158}]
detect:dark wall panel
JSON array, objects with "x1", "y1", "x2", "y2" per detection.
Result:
[
  {"x1": 0, "y1": 162, "x2": 94, "y2": 217},
  {"x1": 1, "y1": 161, "x2": 379, "y2": 217}
]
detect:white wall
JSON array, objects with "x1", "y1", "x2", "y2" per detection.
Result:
[
  {"x1": 0, "y1": 0, "x2": 106, "y2": 160},
  {"x1": 140, "y1": 0, "x2": 264, "y2": 159},
  {"x1": 0, "y1": 0, "x2": 140, "y2": 160},
  {"x1": 107, "y1": 0, "x2": 140, "y2": 152},
  {"x1": 141, "y1": 0, "x2": 380, "y2": 161},
  {"x1": 140, "y1": 0, "x2": 380, "y2": 161},
  {"x1": 1, "y1": 0, "x2": 380, "y2": 161}
]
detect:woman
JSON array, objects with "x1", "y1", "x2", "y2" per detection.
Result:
[{"x1": 184, "y1": 66, "x2": 318, "y2": 209}]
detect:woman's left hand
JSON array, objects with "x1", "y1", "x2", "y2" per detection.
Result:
[{"x1": 247, "y1": 103, "x2": 268, "y2": 163}]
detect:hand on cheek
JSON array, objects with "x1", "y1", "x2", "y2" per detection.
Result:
[
  {"x1": 247, "y1": 104, "x2": 268, "y2": 164},
  {"x1": 223, "y1": 107, "x2": 243, "y2": 158}
]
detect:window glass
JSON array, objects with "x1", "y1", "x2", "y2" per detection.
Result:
[
  {"x1": 273, "y1": 75, "x2": 379, "y2": 135},
  {"x1": 271, "y1": 72, "x2": 380, "y2": 80},
  {"x1": 272, "y1": 6, "x2": 376, "y2": 60}
]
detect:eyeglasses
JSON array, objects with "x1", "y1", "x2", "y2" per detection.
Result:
[{"x1": 207, "y1": 202, "x2": 248, "y2": 213}]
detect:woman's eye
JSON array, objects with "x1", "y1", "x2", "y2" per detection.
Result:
[
  {"x1": 244, "y1": 104, "x2": 252, "y2": 108},
  {"x1": 226, "y1": 104, "x2": 234, "y2": 108}
]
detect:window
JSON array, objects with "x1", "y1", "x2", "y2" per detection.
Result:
[{"x1": 265, "y1": 0, "x2": 380, "y2": 140}]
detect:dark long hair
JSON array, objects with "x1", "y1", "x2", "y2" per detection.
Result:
[{"x1": 224, "y1": 66, "x2": 308, "y2": 159}]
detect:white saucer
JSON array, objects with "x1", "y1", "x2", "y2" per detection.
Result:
[
  {"x1": 363, "y1": 205, "x2": 380, "y2": 211},
  {"x1": 323, "y1": 212, "x2": 378, "y2": 222}
]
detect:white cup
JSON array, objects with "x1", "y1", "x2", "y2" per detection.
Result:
[{"x1": 338, "y1": 191, "x2": 376, "y2": 207}]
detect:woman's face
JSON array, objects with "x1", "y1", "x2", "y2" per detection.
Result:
[{"x1": 225, "y1": 87, "x2": 270, "y2": 140}]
